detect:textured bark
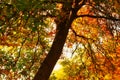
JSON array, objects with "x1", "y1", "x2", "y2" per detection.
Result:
[{"x1": 33, "y1": 0, "x2": 86, "y2": 80}]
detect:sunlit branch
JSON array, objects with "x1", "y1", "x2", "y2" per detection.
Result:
[
  {"x1": 71, "y1": 42, "x2": 79, "y2": 57},
  {"x1": 79, "y1": 44, "x2": 86, "y2": 68},
  {"x1": 94, "y1": 43, "x2": 115, "y2": 71},
  {"x1": 13, "y1": 37, "x2": 27, "y2": 67},
  {"x1": 86, "y1": 42, "x2": 105, "y2": 75},
  {"x1": 89, "y1": 3, "x2": 112, "y2": 17},
  {"x1": 73, "y1": 0, "x2": 87, "y2": 11},
  {"x1": 28, "y1": 31, "x2": 39, "y2": 70},
  {"x1": 87, "y1": 42, "x2": 97, "y2": 65},
  {"x1": 77, "y1": 14, "x2": 120, "y2": 21}
]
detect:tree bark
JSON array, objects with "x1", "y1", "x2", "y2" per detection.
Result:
[
  {"x1": 33, "y1": 17, "x2": 70, "y2": 80},
  {"x1": 33, "y1": 0, "x2": 86, "y2": 80}
]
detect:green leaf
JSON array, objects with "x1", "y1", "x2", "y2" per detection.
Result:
[{"x1": 32, "y1": 27, "x2": 37, "y2": 32}]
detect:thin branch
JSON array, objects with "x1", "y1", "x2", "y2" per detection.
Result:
[
  {"x1": 71, "y1": 42, "x2": 79, "y2": 57},
  {"x1": 13, "y1": 37, "x2": 27, "y2": 67},
  {"x1": 70, "y1": 27, "x2": 95, "y2": 41},
  {"x1": 28, "y1": 30, "x2": 40, "y2": 70},
  {"x1": 0, "y1": 0, "x2": 73, "y2": 5},
  {"x1": 39, "y1": 0, "x2": 73, "y2": 4},
  {"x1": 77, "y1": 14, "x2": 120, "y2": 21}
]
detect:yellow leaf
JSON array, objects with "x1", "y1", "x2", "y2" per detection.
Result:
[{"x1": 104, "y1": 74, "x2": 112, "y2": 80}]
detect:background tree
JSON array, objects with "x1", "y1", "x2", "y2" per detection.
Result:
[{"x1": 0, "y1": 0, "x2": 120, "y2": 80}]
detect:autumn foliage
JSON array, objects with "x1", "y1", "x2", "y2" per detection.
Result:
[{"x1": 0, "y1": 0, "x2": 120, "y2": 80}]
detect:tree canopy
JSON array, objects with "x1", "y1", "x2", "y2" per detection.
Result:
[{"x1": 0, "y1": 0, "x2": 120, "y2": 80}]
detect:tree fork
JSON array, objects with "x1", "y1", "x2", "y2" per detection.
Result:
[{"x1": 33, "y1": 0, "x2": 86, "y2": 80}]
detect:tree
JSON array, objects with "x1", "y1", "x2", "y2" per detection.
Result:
[
  {"x1": 0, "y1": 0, "x2": 120, "y2": 80},
  {"x1": 34, "y1": 0, "x2": 120, "y2": 80}
]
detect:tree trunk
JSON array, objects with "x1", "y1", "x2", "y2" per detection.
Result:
[
  {"x1": 33, "y1": 0, "x2": 85, "y2": 79},
  {"x1": 33, "y1": 18, "x2": 70, "y2": 80}
]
